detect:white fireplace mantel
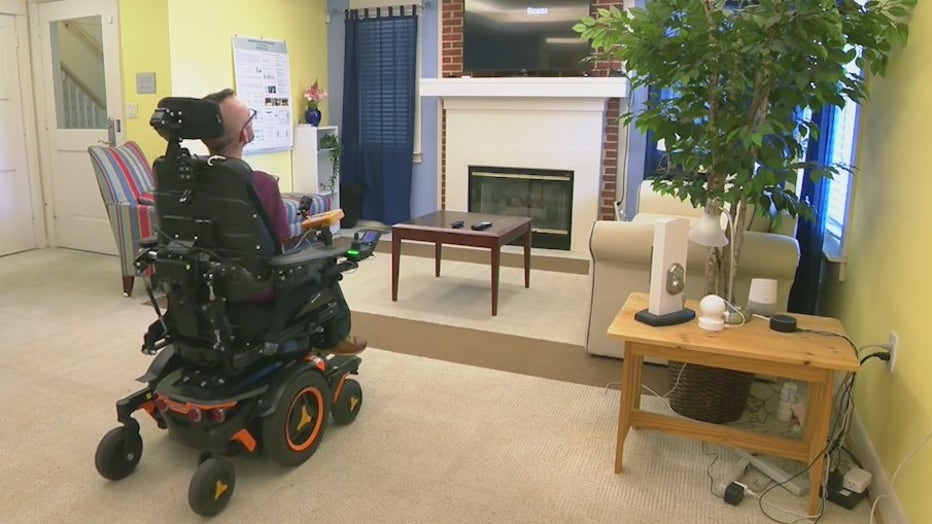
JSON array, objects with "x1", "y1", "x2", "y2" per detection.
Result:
[{"x1": 420, "y1": 77, "x2": 629, "y2": 100}]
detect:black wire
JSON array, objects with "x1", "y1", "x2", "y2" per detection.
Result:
[
  {"x1": 797, "y1": 328, "x2": 858, "y2": 357},
  {"x1": 702, "y1": 443, "x2": 722, "y2": 497},
  {"x1": 860, "y1": 351, "x2": 890, "y2": 364},
  {"x1": 756, "y1": 441, "x2": 829, "y2": 524}
]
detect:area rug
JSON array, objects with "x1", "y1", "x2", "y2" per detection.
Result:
[
  {"x1": 0, "y1": 346, "x2": 865, "y2": 523},
  {"x1": 340, "y1": 250, "x2": 590, "y2": 346}
]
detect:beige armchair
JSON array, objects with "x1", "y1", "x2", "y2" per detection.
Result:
[{"x1": 585, "y1": 182, "x2": 800, "y2": 359}]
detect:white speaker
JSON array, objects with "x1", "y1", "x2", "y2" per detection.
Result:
[
  {"x1": 747, "y1": 278, "x2": 778, "y2": 316},
  {"x1": 635, "y1": 218, "x2": 695, "y2": 326}
]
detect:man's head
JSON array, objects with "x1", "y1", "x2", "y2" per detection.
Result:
[{"x1": 202, "y1": 88, "x2": 256, "y2": 158}]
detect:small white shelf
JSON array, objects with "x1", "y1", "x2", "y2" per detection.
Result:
[
  {"x1": 292, "y1": 125, "x2": 339, "y2": 194},
  {"x1": 292, "y1": 124, "x2": 340, "y2": 233}
]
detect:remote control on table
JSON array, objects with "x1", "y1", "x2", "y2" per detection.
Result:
[
  {"x1": 471, "y1": 221, "x2": 493, "y2": 231},
  {"x1": 451, "y1": 220, "x2": 465, "y2": 228}
]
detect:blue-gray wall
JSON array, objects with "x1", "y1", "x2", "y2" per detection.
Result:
[{"x1": 326, "y1": 1, "x2": 440, "y2": 219}]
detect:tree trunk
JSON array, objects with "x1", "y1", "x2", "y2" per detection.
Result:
[{"x1": 703, "y1": 248, "x2": 724, "y2": 297}]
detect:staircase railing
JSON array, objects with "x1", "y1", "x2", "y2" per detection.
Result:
[{"x1": 60, "y1": 66, "x2": 108, "y2": 129}]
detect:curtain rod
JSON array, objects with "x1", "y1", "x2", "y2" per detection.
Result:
[{"x1": 329, "y1": 2, "x2": 431, "y2": 16}]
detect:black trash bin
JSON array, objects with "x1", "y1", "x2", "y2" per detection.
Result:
[{"x1": 340, "y1": 183, "x2": 363, "y2": 228}]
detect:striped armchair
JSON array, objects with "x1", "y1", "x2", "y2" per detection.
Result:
[
  {"x1": 281, "y1": 192, "x2": 333, "y2": 238},
  {"x1": 88, "y1": 141, "x2": 156, "y2": 297}
]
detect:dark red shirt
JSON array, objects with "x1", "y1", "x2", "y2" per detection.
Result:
[{"x1": 251, "y1": 170, "x2": 291, "y2": 243}]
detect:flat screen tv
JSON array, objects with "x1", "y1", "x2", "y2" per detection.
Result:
[{"x1": 463, "y1": 0, "x2": 592, "y2": 75}]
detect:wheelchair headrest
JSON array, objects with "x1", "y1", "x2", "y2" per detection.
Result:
[{"x1": 150, "y1": 97, "x2": 224, "y2": 142}]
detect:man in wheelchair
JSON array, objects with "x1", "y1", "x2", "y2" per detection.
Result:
[
  {"x1": 200, "y1": 87, "x2": 366, "y2": 356},
  {"x1": 94, "y1": 95, "x2": 380, "y2": 517}
]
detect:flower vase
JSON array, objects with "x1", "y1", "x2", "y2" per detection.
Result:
[{"x1": 304, "y1": 108, "x2": 322, "y2": 126}]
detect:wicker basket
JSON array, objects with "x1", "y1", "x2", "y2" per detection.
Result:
[{"x1": 667, "y1": 362, "x2": 753, "y2": 423}]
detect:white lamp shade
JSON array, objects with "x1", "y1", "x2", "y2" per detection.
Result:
[{"x1": 689, "y1": 211, "x2": 729, "y2": 247}]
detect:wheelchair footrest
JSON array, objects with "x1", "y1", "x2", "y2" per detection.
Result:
[{"x1": 321, "y1": 354, "x2": 362, "y2": 380}]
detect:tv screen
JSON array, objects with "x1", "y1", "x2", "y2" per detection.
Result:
[{"x1": 463, "y1": 0, "x2": 592, "y2": 75}]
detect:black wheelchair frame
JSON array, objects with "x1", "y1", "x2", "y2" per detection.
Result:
[{"x1": 94, "y1": 97, "x2": 378, "y2": 517}]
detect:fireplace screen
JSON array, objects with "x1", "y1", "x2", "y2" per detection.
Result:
[{"x1": 468, "y1": 166, "x2": 573, "y2": 250}]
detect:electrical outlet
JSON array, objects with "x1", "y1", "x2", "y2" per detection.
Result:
[{"x1": 888, "y1": 331, "x2": 899, "y2": 373}]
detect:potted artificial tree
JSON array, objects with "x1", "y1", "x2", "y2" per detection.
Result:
[{"x1": 576, "y1": 0, "x2": 914, "y2": 422}]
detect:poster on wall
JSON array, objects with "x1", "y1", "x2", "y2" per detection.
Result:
[{"x1": 232, "y1": 35, "x2": 293, "y2": 154}]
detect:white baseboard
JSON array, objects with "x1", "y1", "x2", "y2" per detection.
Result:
[{"x1": 848, "y1": 412, "x2": 907, "y2": 523}]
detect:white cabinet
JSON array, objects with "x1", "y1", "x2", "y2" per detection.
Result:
[
  {"x1": 292, "y1": 124, "x2": 340, "y2": 233},
  {"x1": 292, "y1": 124, "x2": 338, "y2": 194}
]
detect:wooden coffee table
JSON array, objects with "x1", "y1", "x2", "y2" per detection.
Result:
[{"x1": 391, "y1": 211, "x2": 532, "y2": 316}]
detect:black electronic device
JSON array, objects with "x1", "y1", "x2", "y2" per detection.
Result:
[
  {"x1": 347, "y1": 229, "x2": 382, "y2": 261},
  {"x1": 825, "y1": 470, "x2": 867, "y2": 510},
  {"x1": 463, "y1": 0, "x2": 591, "y2": 75},
  {"x1": 770, "y1": 314, "x2": 798, "y2": 333},
  {"x1": 471, "y1": 221, "x2": 493, "y2": 231},
  {"x1": 451, "y1": 220, "x2": 465, "y2": 229}
]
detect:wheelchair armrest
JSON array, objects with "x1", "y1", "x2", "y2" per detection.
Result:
[
  {"x1": 301, "y1": 209, "x2": 344, "y2": 231},
  {"x1": 269, "y1": 244, "x2": 345, "y2": 270}
]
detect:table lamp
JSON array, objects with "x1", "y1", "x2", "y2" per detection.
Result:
[{"x1": 688, "y1": 203, "x2": 743, "y2": 323}]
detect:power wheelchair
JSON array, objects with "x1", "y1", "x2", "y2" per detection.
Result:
[{"x1": 94, "y1": 97, "x2": 381, "y2": 517}]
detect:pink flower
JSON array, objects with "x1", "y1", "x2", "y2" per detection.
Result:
[{"x1": 304, "y1": 80, "x2": 328, "y2": 110}]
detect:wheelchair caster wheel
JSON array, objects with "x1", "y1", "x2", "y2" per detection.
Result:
[
  {"x1": 332, "y1": 378, "x2": 363, "y2": 426},
  {"x1": 95, "y1": 424, "x2": 143, "y2": 480},
  {"x1": 262, "y1": 370, "x2": 330, "y2": 466},
  {"x1": 188, "y1": 457, "x2": 236, "y2": 517}
]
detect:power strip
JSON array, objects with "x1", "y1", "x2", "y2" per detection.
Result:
[{"x1": 733, "y1": 449, "x2": 809, "y2": 497}]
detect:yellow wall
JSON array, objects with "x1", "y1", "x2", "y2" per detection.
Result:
[
  {"x1": 118, "y1": 0, "x2": 171, "y2": 163},
  {"x1": 821, "y1": 3, "x2": 932, "y2": 521},
  {"x1": 166, "y1": 0, "x2": 329, "y2": 190}
]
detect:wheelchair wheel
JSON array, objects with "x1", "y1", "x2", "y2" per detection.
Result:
[
  {"x1": 332, "y1": 378, "x2": 363, "y2": 426},
  {"x1": 95, "y1": 425, "x2": 143, "y2": 480},
  {"x1": 188, "y1": 457, "x2": 236, "y2": 517},
  {"x1": 262, "y1": 370, "x2": 330, "y2": 466}
]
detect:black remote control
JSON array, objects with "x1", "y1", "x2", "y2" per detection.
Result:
[
  {"x1": 471, "y1": 221, "x2": 493, "y2": 231},
  {"x1": 451, "y1": 220, "x2": 465, "y2": 228}
]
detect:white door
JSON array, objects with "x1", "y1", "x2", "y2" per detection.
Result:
[
  {"x1": 33, "y1": 0, "x2": 122, "y2": 254},
  {"x1": 0, "y1": 15, "x2": 38, "y2": 256}
]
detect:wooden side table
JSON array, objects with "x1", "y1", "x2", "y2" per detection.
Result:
[{"x1": 609, "y1": 293, "x2": 859, "y2": 517}]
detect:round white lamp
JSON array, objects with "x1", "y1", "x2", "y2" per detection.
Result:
[{"x1": 698, "y1": 294, "x2": 726, "y2": 332}]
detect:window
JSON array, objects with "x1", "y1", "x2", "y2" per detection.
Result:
[{"x1": 821, "y1": 63, "x2": 862, "y2": 264}]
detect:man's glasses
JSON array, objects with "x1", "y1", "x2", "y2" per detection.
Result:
[{"x1": 241, "y1": 108, "x2": 258, "y2": 137}]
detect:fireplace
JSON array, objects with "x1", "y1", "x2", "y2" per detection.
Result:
[
  {"x1": 420, "y1": 77, "x2": 629, "y2": 253},
  {"x1": 468, "y1": 166, "x2": 573, "y2": 250}
]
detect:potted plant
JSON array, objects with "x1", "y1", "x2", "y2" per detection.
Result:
[
  {"x1": 575, "y1": 0, "x2": 914, "y2": 423},
  {"x1": 303, "y1": 80, "x2": 328, "y2": 126},
  {"x1": 319, "y1": 133, "x2": 342, "y2": 194},
  {"x1": 575, "y1": 0, "x2": 914, "y2": 300}
]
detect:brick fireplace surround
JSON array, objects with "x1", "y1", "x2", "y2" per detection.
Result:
[{"x1": 429, "y1": 0, "x2": 627, "y2": 253}]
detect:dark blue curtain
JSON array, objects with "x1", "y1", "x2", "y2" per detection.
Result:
[
  {"x1": 341, "y1": 7, "x2": 418, "y2": 225},
  {"x1": 788, "y1": 108, "x2": 835, "y2": 315}
]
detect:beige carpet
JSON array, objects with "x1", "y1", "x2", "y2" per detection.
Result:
[
  {"x1": 0, "y1": 248, "x2": 869, "y2": 523},
  {"x1": 340, "y1": 247, "x2": 590, "y2": 345}
]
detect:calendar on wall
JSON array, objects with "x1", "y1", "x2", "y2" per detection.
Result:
[{"x1": 232, "y1": 36, "x2": 293, "y2": 154}]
